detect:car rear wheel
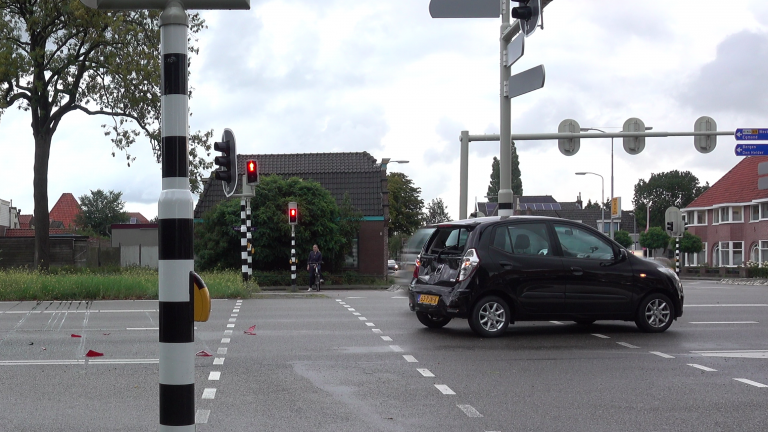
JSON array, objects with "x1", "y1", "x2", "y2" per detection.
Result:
[
  {"x1": 635, "y1": 293, "x2": 674, "y2": 333},
  {"x1": 416, "y1": 312, "x2": 452, "y2": 328},
  {"x1": 469, "y1": 296, "x2": 510, "y2": 338}
]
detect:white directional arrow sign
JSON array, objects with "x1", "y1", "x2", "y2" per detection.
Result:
[
  {"x1": 507, "y1": 64, "x2": 545, "y2": 99},
  {"x1": 429, "y1": 0, "x2": 499, "y2": 18}
]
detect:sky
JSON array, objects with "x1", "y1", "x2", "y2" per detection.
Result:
[{"x1": 2, "y1": 0, "x2": 768, "y2": 221}]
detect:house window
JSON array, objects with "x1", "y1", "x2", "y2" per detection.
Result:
[
  {"x1": 761, "y1": 203, "x2": 768, "y2": 220},
  {"x1": 696, "y1": 210, "x2": 706, "y2": 224},
  {"x1": 720, "y1": 207, "x2": 730, "y2": 222},
  {"x1": 685, "y1": 242, "x2": 707, "y2": 266},
  {"x1": 732, "y1": 206, "x2": 743, "y2": 222},
  {"x1": 712, "y1": 244, "x2": 719, "y2": 266},
  {"x1": 718, "y1": 241, "x2": 743, "y2": 267},
  {"x1": 713, "y1": 209, "x2": 719, "y2": 224},
  {"x1": 752, "y1": 205, "x2": 760, "y2": 222},
  {"x1": 760, "y1": 241, "x2": 768, "y2": 265}
]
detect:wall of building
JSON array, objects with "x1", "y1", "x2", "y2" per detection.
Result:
[
  {"x1": 358, "y1": 220, "x2": 386, "y2": 276},
  {"x1": 688, "y1": 207, "x2": 768, "y2": 264},
  {"x1": 111, "y1": 225, "x2": 159, "y2": 247}
]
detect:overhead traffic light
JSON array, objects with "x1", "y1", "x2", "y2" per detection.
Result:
[
  {"x1": 510, "y1": 0, "x2": 541, "y2": 36},
  {"x1": 288, "y1": 201, "x2": 298, "y2": 225},
  {"x1": 246, "y1": 159, "x2": 259, "y2": 185}
]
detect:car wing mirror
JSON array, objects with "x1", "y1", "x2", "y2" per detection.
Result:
[{"x1": 616, "y1": 249, "x2": 628, "y2": 262}]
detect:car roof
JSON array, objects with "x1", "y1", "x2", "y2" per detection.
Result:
[{"x1": 430, "y1": 215, "x2": 562, "y2": 227}]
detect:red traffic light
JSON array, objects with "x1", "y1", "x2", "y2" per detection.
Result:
[
  {"x1": 246, "y1": 159, "x2": 258, "y2": 184},
  {"x1": 288, "y1": 202, "x2": 298, "y2": 225}
]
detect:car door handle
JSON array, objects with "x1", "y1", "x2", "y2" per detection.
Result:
[
  {"x1": 570, "y1": 266, "x2": 583, "y2": 275},
  {"x1": 499, "y1": 260, "x2": 514, "y2": 268}
]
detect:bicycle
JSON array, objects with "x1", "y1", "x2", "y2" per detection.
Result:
[{"x1": 308, "y1": 262, "x2": 323, "y2": 292}]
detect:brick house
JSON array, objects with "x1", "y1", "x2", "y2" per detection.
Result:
[
  {"x1": 683, "y1": 156, "x2": 768, "y2": 267},
  {"x1": 194, "y1": 152, "x2": 389, "y2": 275}
]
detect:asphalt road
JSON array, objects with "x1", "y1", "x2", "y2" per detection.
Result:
[{"x1": 1, "y1": 280, "x2": 766, "y2": 431}]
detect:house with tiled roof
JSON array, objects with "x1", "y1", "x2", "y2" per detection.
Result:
[
  {"x1": 194, "y1": 152, "x2": 389, "y2": 275},
  {"x1": 683, "y1": 156, "x2": 768, "y2": 267},
  {"x1": 49, "y1": 193, "x2": 81, "y2": 229}
]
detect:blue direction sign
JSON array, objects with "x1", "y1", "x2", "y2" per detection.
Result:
[
  {"x1": 735, "y1": 144, "x2": 768, "y2": 156},
  {"x1": 735, "y1": 128, "x2": 768, "y2": 141}
]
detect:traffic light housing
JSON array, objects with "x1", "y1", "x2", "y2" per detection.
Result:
[
  {"x1": 246, "y1": 159, "x2": 259, "y2": 185},
  {"x1": 213, "y1": 129, "x2": 238, "y2": 197},
  {"x1": 288, "y1": 202, "x2": 298, "y2": 225},
  {"x1": 510, "y1": 0, "x2": 541, "y2": 36},
  {"x1": 511, "y1": 0, "x2": 532, "y2": 20},
  {"x1": 666, "y1": 221, "x2": 675, "y2": 234}
]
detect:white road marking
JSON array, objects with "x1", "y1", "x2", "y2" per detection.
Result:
[
  {"x1": 339, "y1": 302, "x2": 347, "y2": 305},
  {"x1": 435, "y1": 384, "x2": 455, "y2": 395},
  {"x1": 217, "y1": 348, "x2": 227, "y2": 355},
  {"x1": 233, "y1": 309, "x2": 240, "y2": 312},
  {"x1": 381, "y1": 336, "x2": 393, "y2": 341},
  {"x1": 335, "y1": 299, "x2": 343, "y2": 302},
  {"x1": 221, "y1": 338, "x2": 230, "y2": 343},
  {"x1": 347, "y1": 308, "x2": 356, "y2": 311},
  {"x1": 127, "y1": 327, "x2": 159, "y2": 330},
  {"x1": 372, "y1": 329, "x2": 383, "y2": 334},
  {"x1": 418, "y1": 368, "x2": 435, "y2": 377},
  {"x1": 231, "y1": 314, "x2": 238, "y2": 317},
  {"x1": 1, "y1": 360, "x2": 85, "y2": 365},
  {"x1": 195, "y1": 410, "x2": 210, "y2": 424},
  {"x1": 358, "y1": 317, "x2": 367, "y2": 321},
  {"x1": 392, "y1": 296, "x2": 408, "y2": 299},
  {"x1": 0, "y1": 309, "x2": 159, "y2": 314},
  {"x1": 550, "y1": 321, "x2": 564, "y2": 325},
  {"x1": 213, "y1": 358, "x2": 224, "y2": 365},
  {"x1": 224, "y1": 330, "x2": 233, "y2": 335},
  {"x1": 89, "y1": 359, "x2": 158, "y2": 364},
  {"x1": 228, "y1": 318, "x2": 236, "y2": 322},
  {"x1": 347, "y1": 297, "x2": 366, "y2": 299},
  {"x1": 202, "y1": 388, "x2": 216, "y2": 399},
  {"x1": 208, "y1": 371, "x2": 221, "y2": 380},
  {"x1": 617, "y1": 342, "x2": 639, "y2": 348},
  {"x1": 688, "y1": 364, "x2": 717, "y2": 372},
  {"x1": 353, "y1": 313, "x2": 361, "y2": 316},
  {"x1": 734, "y1": 378, "x2": 768, "y2": 388},
  {"x1": 686, "y1": 304, "x2": 768, "y2": 307},
  {"x1": 692, "y1": 350, "x2": 768, "y2": 359},
  {"x1": 650, "y1": 351, "x2": 675, "y2": 359},
  {"x1": 226, "y1": 324, "x2": 235, "y2": 328},
  {"x1": 592, "y1": 334, "x2": 610, "y2": 339},
  {"x1": 457, "y1": 404, "x2": 483, "y2": 417},
  {"x1": 403, "y1": 355, "x2": 418, "y2": 362},
  {"x1": 390, "y1": 345, "x2": 404, "y2": 352},
  {"x1": 689, "y1": 321, "x2": 758, "y2": 324}
]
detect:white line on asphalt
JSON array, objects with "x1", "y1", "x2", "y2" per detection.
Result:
[
  {"x1": 208, "y1": 371, "x2": 221, "y2": 380},
  {"x1": 348, "y1": 308, "x2": 356, "y2": 311},
  {"x1": 224, "y1": 330, "x2": 233, "y2": 335},
  {"x1": 688, "y1": 364, "x2": 717, "y2": 372},
  {"x1": 353, "y1": 313, "x2": 361, "y2": 316},
  {"x1": 435, "y1": 385, "x2": 455, "y2": 395},
  {"x1": 231, "y1": 314, "x2": 238, "y2": 317},
  {"x1": 0, "y1": 309, "x2": 161, "y2": 314},
  {"x1": 390, "y1": 345, "x2": 404, "y2": 352},
  {"x1": 335, "y1": 299, "x2": 343, "y2": 302},
  {"x1": 89, "y1": 359, "x2": 158, "y2": 364},
  {"x1": 686, "y1": 304, "x2": 768, "y2": 307},
  {"x1": 403, "y1": 355, "x2": 418, "y2": 362},
  {"x1": 689, "y1": 321, "x2": 759, "y2": 324},
  {"x1": 0, "y1": 360, "x2": 85, "y2": 365},
  {"x1": 339, "y1": 302, "x2": 347, "y2": 305},
  {"x1": 233, "y1": 308, "x2": 240, "y2": 312},
  {"x1": 213, "y1": 358, "x2": 224, "y2": 365},
  {"x1": 202, "y1": 388, "x2": 216, "y2": 399},
  {"x1": 347, "y1": 297, "x2": 365, "y2": 299},
  {"x1": 617, "y1": 342, "x2": 639, "y2": 348},
  {"x1": 550, "y1": 321, "x2": 564, "y2": 325},
  {"x1": 358, "y1": 317, "x2": 367, "y2": 321},
  {"x1": 226, "y1": 324, "x2": 235, "y2": 328},
  {"x1": 650, "y1": 351, "x2": 675, "y2": 359},
  {"x1": 195, "y1": 410, "x2": 210, "y2": 424},
  {"x1": 221, "y1": 338, "x2": 230, "y2": 343},
  {"x1": 217, "y1": 348, "x2": 227, "y2": 355},
  {"x1": 127, "y1": 327, "x2": 159, "y2": 330},
  {"x1": 366, "y1": 322, "x2": 375, "y2": 326},
  {"x1": 392, "y1": 296, "x2": 408, "y2": 299},
  {"x1": 418, "y1": 368, "x2": 435, "y2": 377},
  {"x1": 228, "y1": 318, "x2": 236, "y2": 322},
  {"x1": 457, "y1": 404, "x2": 483, "y2": 417},
  {"x1": 372, "y1": 329, "x2": 383, "y2": 334},
  {"x1": 381, "y1": 336, "x2": 393, "y2": 341},
  {"x1": 592, "y1": 334, "x2": 610, "y2": 339},
  {"x1": 734, "y1": 378, "x2": 768, "y2": 388},
  {"x1": 692, "y1": 350, "x2": 768, "y2": 359}
]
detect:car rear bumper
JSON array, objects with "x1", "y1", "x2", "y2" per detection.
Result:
[{"x1": 408, "y1": 284, "x2": 472, "y2": 318}]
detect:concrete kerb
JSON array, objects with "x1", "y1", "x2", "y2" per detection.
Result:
[{"x1": 256, "y1": 284, "x2": 404, "y2": 292}]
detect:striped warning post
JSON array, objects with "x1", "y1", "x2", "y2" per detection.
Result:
[
  {"x1": 247, "y1": 200, "x2": 252, "y2": 279},
  {"x1": 241, "y1": 198, "x2": 248, "y2": 282}
]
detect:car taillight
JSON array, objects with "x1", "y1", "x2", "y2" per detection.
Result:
[
  {"x1": 413, "y1": 255, "x2": 421, "y2": 279},
  {"x1": 457, "y1": 248, "x2": 480, "y2": 282}
]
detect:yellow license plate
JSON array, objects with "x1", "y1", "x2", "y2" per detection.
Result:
[{"x1": 418, "y1": 294, "x2": 439, "y2": 305}]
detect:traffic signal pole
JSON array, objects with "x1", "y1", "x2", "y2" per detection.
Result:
[{"x1": 498, "y1": 0, "x2": 514, "y2": 217}]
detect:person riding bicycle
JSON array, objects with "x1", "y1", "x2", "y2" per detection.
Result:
[{"x1": 307, "y1": 244, "x2": 323, "y2": 291}]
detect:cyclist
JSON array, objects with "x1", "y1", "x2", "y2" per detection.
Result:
[{"x1": 307, "y1": 244, "x2": 323, "y2": 291}]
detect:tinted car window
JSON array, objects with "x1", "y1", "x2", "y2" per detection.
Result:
[
  {"x1": 492, "y1": 223, "x2": 552, "y2": 256},
  {"x1": 427, "y1": 227, "x2": 469, "y2": 255},
  {"x1": 554, "y1": 224, "x2": 614, "y2": 260}
]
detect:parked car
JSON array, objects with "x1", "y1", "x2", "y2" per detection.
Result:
[
  {"x1": 388, "y1": 259, "x2": 399, "y2": 273},
  {"x1": 408, "y1": 216, "x2": 684, "y2": 337}
]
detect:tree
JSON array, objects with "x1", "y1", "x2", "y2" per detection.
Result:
[
  {"x1": 423, "y1": 198, "x2": 451, "y2": 225},
  {"x1": 639, "y1": 227, "x2": 670, "y2": 255},
  {"x1": 632, "y1": 171, "x2": 709, "y2": 229},
  {"x1": 0, "y1": 2, "x2": 211, "y2": 270},
  {"x1": 672, "y1": 231, "x2": 704, "y2": 255},
  {"x1": 614, "y1": 230, "x2": 633, "y2": 249},
  {"x1": 74, "y1": 189, "x2": 129, "y2": 236},
  {"x1": 486, "y1": 141, "x2": 523, "y2": 202},
  {"x1": 387, "y1": 172, "x2": 423, "y2": 237}
]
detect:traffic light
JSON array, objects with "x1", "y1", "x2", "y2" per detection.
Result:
[
  {"x1": 666, "y1": 221, "x2": 675, "y2": 234},
  {"x1": 510, "y1": 0, "x2": 541, "y2": 36},
  {"x1": 246, "y1": 159, "x2": 259, "y2": 185},
  {"x1": 213, "y1": 140, "x2": 234, "y2": 182},
  {"x1": 288, "y1": 201, "x2": 298, "y2": 225}
]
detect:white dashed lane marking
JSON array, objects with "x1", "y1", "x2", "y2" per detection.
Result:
[
  {"x1": 202, "y1": 388, "x2": 216, "y2": 399},
  {"x1": 734, "y1": 378, "x2": 768, "y2": 388},
  {"x1": 195, "y1": 409, "x2": 210, "y2": 424},
  {"x1": 692, "y1": 350, "x2": 768, "y2": 359},
  {"x1": 617, "y1": 342, "x2": 639, "y2": 349},
  {"x1": 650, "y1": 351, "x2": 675, "y2": 359},
  {"x1": 213, "y1": 358, "x2": 224, "y2": 365},
  {"x1": 417, "y1": 368, "x2": 435, "y2": 377},
  {"x1": 403, "y1": 355, "x2": 418, "y2": 362},
  {"x1": 221, "y1": 338, "x2": 230, "y2": 343},
  {"x1": 224, "y1": 330, "x2": 233, "y2": 335},
  {"x1": 208, "y1": 371, "x2": 221, "y2": 380},
  {"x1": 365, "y1": 323, "x2": 375, "y2": 327},
  {"x1": 372, "y1": 329, "x2": 383, "y2": 334},
  {"x1": 217, "y1": 348, "x2": 227, "y2": 355},
  {"x1": 353, "y1": 313, "x2": 361, "y2": 316},
  {"x1": 435, "y1": 385, "x2": 455, "y2": 395},
  {"x1": 688, "y1": 364, "x2": 717, "y2": 372},
  {"x1": 592, "y1": 334, "x2": 610, "y2": 339},
  {"x1": 226, "y1": 324, "x2": 235, "y2": 328},
  {"x1": 457, "y1": 404, "x2": 483, "y2": 417},
  {"x1": 689, "y1": 321, "x2": 758, "y2": 324},
  {"x1": 686, "y1": 304, "x2": 768, "y2": 307},
  {"x1": 381, "y1": 336, "x2": 392, "y2": 341},
  {"x1": 389, "y1": 345, "x2": 403, "y2": 352},
  {"x1": 358, "y1": 317, "x2": 367, "y2": 321}
]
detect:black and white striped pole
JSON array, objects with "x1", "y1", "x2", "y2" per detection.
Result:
[
  {"x1": 241, "y1": 198, "x2": 248, "y2": 282},
  {"x1": 289, "y1": 202, "x2": 298, "y2": 291},
  {"x1": 676, "y1": 236, "x2": 681, "y2": 277},
  {"x1": 247, "y1": 199, "x2": 252, "y2": 280},
  {"x1": 80, "y1": 2, "x2": 250, "y2": 431}
]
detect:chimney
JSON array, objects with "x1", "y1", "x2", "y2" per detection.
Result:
[{"x1": 576, "y1": 193, "x2": 583, "y2": 209}]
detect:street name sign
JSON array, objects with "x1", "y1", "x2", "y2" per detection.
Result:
[
  {"x1": 735, "y1": 128, "x2": 768, "y2": 141},
  {"x1": 735, "y1": 144, "x2": 768, "y2": 156},
  {"x1": 506, "y1": 32, "x2": 525, "y2": 67},
  {"x1": 429, "y1": 0, "x2": 499, "y2": 18},
  {"x1": 507, "y1": 64, "x2": 545, "y2": 99}
]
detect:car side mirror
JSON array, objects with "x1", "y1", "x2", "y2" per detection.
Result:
[{"x1": 616, "y1": 249, "x2": 628, "y2": 262}]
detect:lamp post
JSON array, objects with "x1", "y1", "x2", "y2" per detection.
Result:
[
  {"x1": 576, "y1": 172, "x2": 604, "y2": 235},
  {"x1": 581, "y1": 126, "x2": 653, "y2": 239},
  {"x1": 380, "y1": 158, "x2": 409, "y2": 274}
]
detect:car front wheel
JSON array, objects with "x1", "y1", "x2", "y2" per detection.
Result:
[
  {"x1": 469, "y1": 296, "x2": 510, "y2": 338},
  {"x1": 416, "y1": 312, "x2": 452, "y2": 328},
  {"x1": 635, "y1": 293, "x2": 674, "y2": 333}
]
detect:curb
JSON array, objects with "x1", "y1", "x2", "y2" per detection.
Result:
[{"x1": 256, "y1": 284, "x2": 395, "y2": 292}]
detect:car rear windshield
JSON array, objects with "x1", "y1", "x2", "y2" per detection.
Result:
[
  {"x1": 404, "y1": 227, "x2": 436, "y2": 254},
  {"x1": 424, "y1": 226, "x2": 471, "y2": 256}
]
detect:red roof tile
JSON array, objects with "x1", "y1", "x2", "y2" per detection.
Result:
[
  {"x1": 18, "y1": 214, "x2": 33, "y2": 229},
  {"x1": 686, "y1": 156, "x2": 768, "y2": 208},
  {"x1": 49, "y1": 193, "x2": 81, "y2": 229}
]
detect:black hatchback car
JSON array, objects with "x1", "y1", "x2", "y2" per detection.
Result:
[{"x1": 408, "y1": 216, "x2": 684, "y2": 337}]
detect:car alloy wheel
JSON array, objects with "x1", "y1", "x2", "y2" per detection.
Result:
[
  {"x1": 469, "y1": 296, "x2": 510, "y2": 338},
  {"x1": 636, "y1": 293, "x2": 674, "y2": 333}
]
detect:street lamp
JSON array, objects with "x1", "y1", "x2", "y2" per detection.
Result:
[
  {"x1": 380, "y1": 158, "x2": 409, "y2": 166},
  {"x1": 576, "y1": 172, "x2": 604, "y2": 235},
  {"x1": 580, "y1": 126, "x2": 653, "y2": 239}
]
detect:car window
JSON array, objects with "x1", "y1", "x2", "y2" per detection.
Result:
[
  {"x1": 553, "y1": 224, "x2": 614, "y2": 260},
  {"x1": 426, "y1": 227, "x2": 469, "y2": 255},
  {"x1": 492, "y1": 223, "x2": 552, "y2": 256}
]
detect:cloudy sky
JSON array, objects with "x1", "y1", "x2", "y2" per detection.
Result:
[{"x1": 2, "y1": 0, "x2": 768, "y2": 221}]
